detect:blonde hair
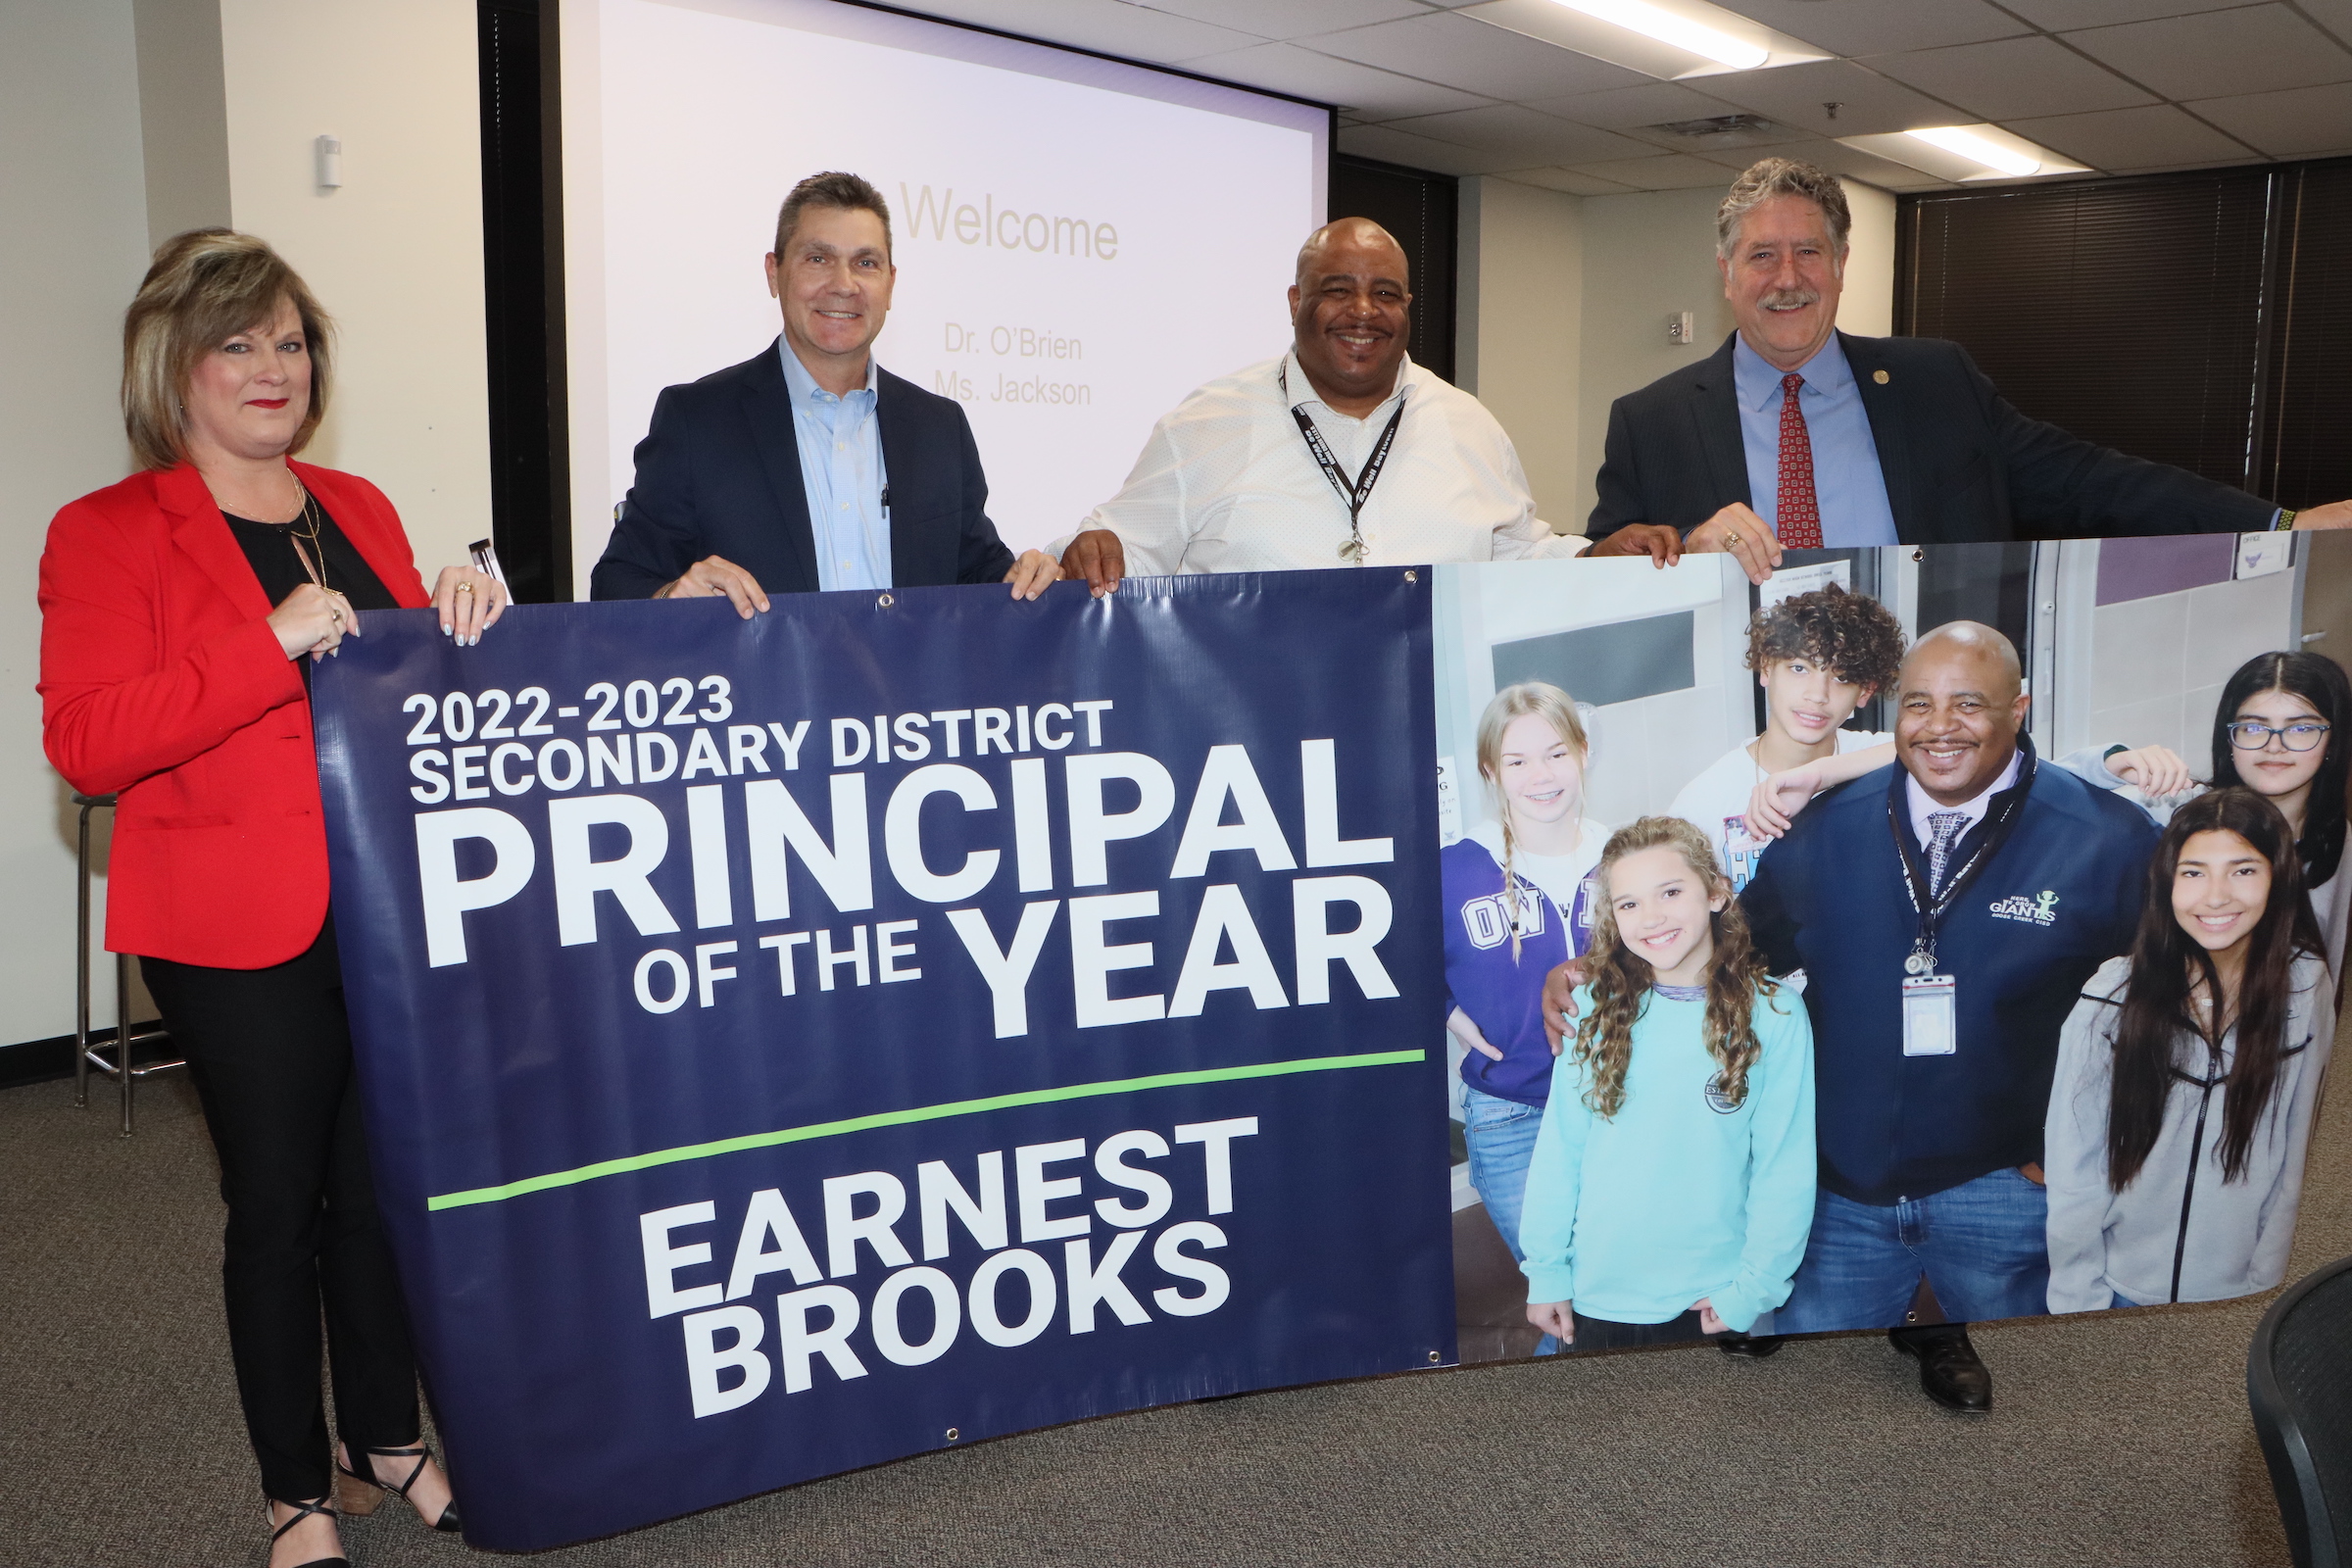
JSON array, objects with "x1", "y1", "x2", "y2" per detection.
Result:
[
  {"x1": 1572, "y1": 816, "x2": 1779, "y2": 1119},
  {"x1": 1474, "y1": 682, "x2": 1590, "y2": 961},
  {"x1": 122, "y1": 228, "x2": 333, "y2": 471}
]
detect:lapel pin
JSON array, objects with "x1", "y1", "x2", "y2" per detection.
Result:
[{"x1": 1873, "y1": 369, "x2": 1890, "y2": 384}]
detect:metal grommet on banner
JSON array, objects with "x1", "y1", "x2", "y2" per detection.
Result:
[
  {"x1": 877, "y1": 593, "x2": 896, "y2": 609},
  {"x1": 1910, "y1": 549, "x2": 1926, "y2": 563},
  {"x1": 945, "y1": 1427, "x2": 959, "y2": 1443},
  {"x1": 1427, "y1": 1350, "x2": 1442, "y2": 1364},
  {"x1": 1403, "y1": 569, "x2": 1418, "y2": 583}
]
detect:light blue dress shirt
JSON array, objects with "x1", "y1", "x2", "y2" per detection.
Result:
[
  {"x1": 1732, "y1": 334, "x2": 1898, "y2": 549},
  {"x1": 778, "y1": 341, "x2": 892, "y2": 591}
]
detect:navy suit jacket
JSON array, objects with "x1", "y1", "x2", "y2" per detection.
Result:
[
  {"x1": 590, "y1": 340, "x2": 1016, "y2": 599},
  {"x1": 1586, "y1": 331, "x2": 2277, "y2": 545}
]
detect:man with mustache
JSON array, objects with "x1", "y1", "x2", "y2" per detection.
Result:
[
  {"x1": 1585, "y1": 159, "x2": 2352, "y2": 583},
  {"x1": 1054, "y1": 219, "x2": 1582, "y2": 592},
  {"x1": 1554, "y1": 622, "x2": 2156, "y2": 1411}
]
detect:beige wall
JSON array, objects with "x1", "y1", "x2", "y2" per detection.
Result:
[
  {"x1": 1456, "y1": 177, "x2": 1585, "y2": 531},
  {"x1": 219, "y1": 0, "x2": 493, "y2": 581},
  {"x1": 0, "y1": 1, "x2": 158, "y2": 1048},
  {"x1": 1460, "y1": 173, "x2": 1899, "y2": 533}
]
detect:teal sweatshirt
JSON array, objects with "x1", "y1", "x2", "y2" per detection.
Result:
[{"x1": 1519, "y1": 983, "x2": 1816, "y2": 1333}]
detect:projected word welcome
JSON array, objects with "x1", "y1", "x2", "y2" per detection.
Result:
[{"x1": 899, "y1": 183, "x2": 1117, "y2": 261}]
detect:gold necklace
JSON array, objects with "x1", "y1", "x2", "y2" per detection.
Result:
[{"x1": 282, "y1": 471, "x2": 329, "y2": 593}]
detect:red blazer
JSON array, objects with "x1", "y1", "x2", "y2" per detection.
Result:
[{"x1": 39, "y1": 462, "x2": 431, "y2": 968}]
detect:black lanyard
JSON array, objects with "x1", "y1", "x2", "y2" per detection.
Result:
[
  {"x1": 1279, "y1": 362, "x2": 1404, "y2": 564},
  {"x1": 1886, "y1": 744, "x2": 2034, "y2": 972}
]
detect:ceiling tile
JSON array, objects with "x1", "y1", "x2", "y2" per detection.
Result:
[
  {"x1": 1335, "y1": 121, "x2": 1527, "y2": 173},
  {"x1": 2061, "y1": 6, "x2": 2352, "y2": 99},
  {"x1": 1713, "y1": 0, "x2": 2032, "y2": 56},
  {"x1": 1862, "y1": 35, "x2": 2156, "y2": 120},
  {"x1": 1522, "y1": 80, "x2": 1750, "y2": 129},
  {"x1": 1178, "y1": 40, "x2": 1492, "y2": 118},
  {"x1": 1996, "y1": 0, "x2": 2250, "y2": 24},
  {"x1": 1380, "y1": 103, "x2": 1664, "y2": 162},
  {"x1": 1300, "y1": 11, "x2": 1650, "y2": 99},
  {"x1": 1498, "y1": 166, "x2": 1643, "y2": 194},
  {"x1": 2300, "y1": 0, "x2": 2352, "y2": 48},
  {"x1": 1738, "y1": 135, "x2": 1951, "y2": 188},
  {"x1": 1564, "y1": 153, "x2": 1748, "y2": 188},
  {"x1": 900, "y1": 0, "x2": 1262, "y2": 64},
  {"x1": 1701, "y1": 59, "x2": 1977, "y2": 135},
  {"x1": 1145, "y1": 0, "x2": 1427, "y2": 41},
  {"x1": 2188, "y1": 81, "x2": 2352, "y2": 153},
  {"x1": 2004, "y1": 102, "x2": 2261, "y2": 167}
]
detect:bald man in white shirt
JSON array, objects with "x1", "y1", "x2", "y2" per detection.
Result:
[{"x1": 1056, "y1": 219, "x2": 1584, "y2": 591}]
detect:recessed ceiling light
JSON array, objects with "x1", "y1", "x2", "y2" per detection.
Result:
[
  {"x1": 1548, "y1": 0, "x2": 1770, "y2": 71},
  {"x1": 1906, "y1": 125, "x2": 2039, "y2": 176}
]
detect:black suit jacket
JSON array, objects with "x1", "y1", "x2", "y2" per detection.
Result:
[
  {"x1": 1585, "y1": 331, "x2": 2276, "y2": 544},
  {"x1": 590, "y1": 340, "x2": 1016, "y2": 598}
]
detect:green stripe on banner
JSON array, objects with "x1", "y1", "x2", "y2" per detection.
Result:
[{"x1": 426, "y1": 1049, "x2": 1427, "y2": 1211}]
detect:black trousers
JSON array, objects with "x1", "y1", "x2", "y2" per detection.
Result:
[
  {"x1": 141, "y1": 920, "x2": 419, "y2": 1502},
  {"x1": 1571, "y1": 1309, "x2": 1710, "y2": 1352}
]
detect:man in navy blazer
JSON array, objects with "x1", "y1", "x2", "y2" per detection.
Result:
[
  {"x1": 591, "y1": 171, "x2": 1058, "y2": 612},
  {"x1": 1585, "y1": 160, "x2": 2350, "y2": 583}
]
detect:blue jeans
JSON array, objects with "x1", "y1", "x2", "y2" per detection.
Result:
[
  {"x1": 1462, "y1": 1087, "x2": 1559, "y2": 1355},
  {"x1": 1778, "y1": 1166, "x2": 2050, "y2": 1334}
]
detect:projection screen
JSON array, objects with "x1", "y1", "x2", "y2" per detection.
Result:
[{"x1": 560, "y1": 0, "x2": 1332, "y2": 595}]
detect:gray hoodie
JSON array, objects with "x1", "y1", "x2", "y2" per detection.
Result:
[{"x1": 2045, "y1": 952, "x2": 2330, "y2": 1312}]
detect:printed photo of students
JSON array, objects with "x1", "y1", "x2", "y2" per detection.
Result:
[
  {"x1": 1520, "y1": 816, "x2": 1816, "y2": 1353},
  {"x1": 1670, "y1": 585, "x2": 1903, "y2": 892},
  {"x1": 1692, "y1": 586, "x2": 2189, "y2": 888},
  {"x1": 1444, "y1": 683, "x2": 1611, "y2": 1350},
  {"x1": 2064, "y1": 652, "x2": 2352, "y2": 997},
  {"x1": 2044, "y1": 789, "x2": 2331, "y2": 1310}
]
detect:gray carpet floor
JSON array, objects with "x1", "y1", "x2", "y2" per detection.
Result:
[{"x1": 4, "y1": 1057, "x2": 2342, "y2": 1567}]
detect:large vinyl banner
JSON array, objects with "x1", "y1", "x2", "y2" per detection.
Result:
[
  {"x1": 316, "y1": 540, "x2": 2346, "y2": 1550},
  {"x1": 313, "y1": 573, "x2": 1450, "y2": 1551}
]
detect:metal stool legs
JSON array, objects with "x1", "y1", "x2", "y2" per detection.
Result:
[{"x1": 72, "y1": 794, "x2": 180, "y2": 1135}]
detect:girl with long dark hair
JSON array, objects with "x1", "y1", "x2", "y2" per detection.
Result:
[
  {"x1": 1519, "y1": 817, "x2": 1815, "y2": 1351},
  {"x1": 2208, "y1": 652, "x2": 2352, "y2": 981},
  {"x1": 2044, "y1": 790, "x2": 2331, "y2": 1311}
]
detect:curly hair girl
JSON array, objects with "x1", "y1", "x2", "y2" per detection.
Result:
[{"x1": 1572, "y1": 815, "x2": 1781, "y2": 1119}]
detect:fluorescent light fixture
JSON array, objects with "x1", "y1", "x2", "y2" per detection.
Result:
[
  {"x1": 1462, "y1": 0, "x2": 1827, "y2": 80},
  {"x1": 1548, "y1": 0, "x2": 1768, "y2": 70},
  {"x1": 1906, "y1": 125, "x2": 2038, "y2": 177},
  {"x1": 1836, "y1": 125, "x2": 2089, "y2": 183}
]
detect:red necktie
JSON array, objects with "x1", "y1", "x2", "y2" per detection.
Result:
[{"x1": 1776, "y1": 371, "x2": 1822, "y2": 549}]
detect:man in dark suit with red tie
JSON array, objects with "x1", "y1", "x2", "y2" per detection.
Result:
[{"x1": 1584, "y1": 159, "x2": 2352, "y2": 583}]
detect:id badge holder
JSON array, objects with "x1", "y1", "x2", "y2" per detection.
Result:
[{"x1": 1901, "y1": 974, "x2": 1958, "y2": 1056}]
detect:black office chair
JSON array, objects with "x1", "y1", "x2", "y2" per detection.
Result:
[{"x1": 2249, "y1": 1253, "x2": 2352, "y2": 1568}]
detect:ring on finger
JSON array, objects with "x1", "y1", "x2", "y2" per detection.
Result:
[
  {"x1": 456, "y1": 581, "x2": 474, "y2": 595},
  {"x1": 1726, "y1": 530, "x2": 1741, "y2": 547}
]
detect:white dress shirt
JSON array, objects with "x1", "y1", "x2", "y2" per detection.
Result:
[
  {"x1": 1054, "y1": 350, "x2": 1583, "y2": 572},
  {"x1": 1905, "y1": 745, "x2": 2024, "y2": 848}
]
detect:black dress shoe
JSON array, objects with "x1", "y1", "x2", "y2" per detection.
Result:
[
  {"x1": 1716, "y1": 1332, "x2": 1785, "y2": 1358},
  {"x1": 1889, "y1": 1325, "x2": 1991, "y2": 1413}
]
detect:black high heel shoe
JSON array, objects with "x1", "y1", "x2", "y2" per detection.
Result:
[
  {"x1": 333, "y1": 1444, "x2": 464, "y2": 1533},
  {"x1": 266, "y1": 1495, "x2": 347, "y2": 1567}
]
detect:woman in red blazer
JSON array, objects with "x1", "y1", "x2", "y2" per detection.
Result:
[{"x1": 39, "y1": 231, "x2": 504, "y2": 1568}]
